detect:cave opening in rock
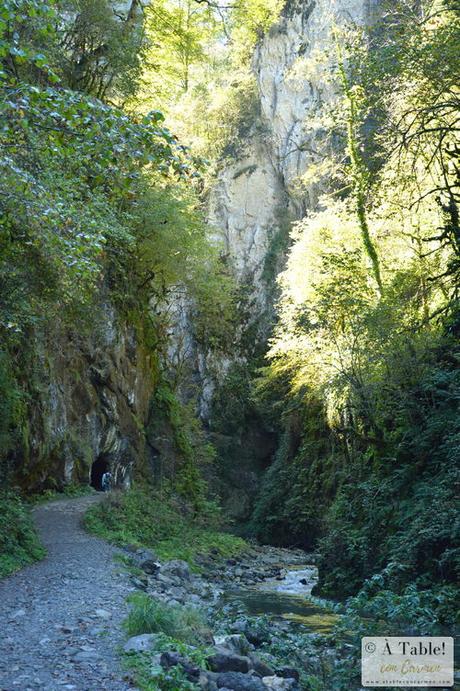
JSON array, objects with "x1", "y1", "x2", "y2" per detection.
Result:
[{"x1": 90, "y1": 456, "x2": 109, "y2": 491}]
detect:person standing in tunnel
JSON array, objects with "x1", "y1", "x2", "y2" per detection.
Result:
[{"x1": 101, "y1": 471, "x2": 113, "y2": 492}]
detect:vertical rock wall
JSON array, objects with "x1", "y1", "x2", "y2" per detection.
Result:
[
  {"x1": 13, "y1": 305, "x2": 154, "y2": 492},
  {"x1": 188, "y1": 0, "x2": 382, "y2": 518},
  {"x1": 209, "y1": 0, "x2": 375, "y2": 314},
  {"x1": 195, "y1": 0, "x2": 379, "y2": 415},
  {"x1": 16, "y1": 0, "x2": 380, "y2": 494}
]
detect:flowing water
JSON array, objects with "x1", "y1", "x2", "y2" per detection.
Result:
[{"x1": 221, "y1": 564, "x2": 340, "y2": 634}]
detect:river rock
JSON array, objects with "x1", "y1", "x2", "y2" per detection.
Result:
[
  {"x1": 131, "y1": 574, "x2": 149, "y2": 590},
  {"x1": 249, "y1": 653, "x2": 274, "y2": 677},
  {"x1": 215, "y1": 672, "x2": 267, "y2": 690},
  {"x1": 199, "y1": 671, "x2": 219, "y2": 690},
  {"x1": 161, "y1": 559, "x2": 191, "y2": 581},
  {"x1": 214, "y1": 634, "x2": 251, "y2": 656},
  {"x1": 156, "y1": 572, "x2": 176, "y2": 586},
  {"x1": 275, "y1": 668, "x2": 299, "y2": 681},
  {"x1": 262, "y1": 677, "x2": 299, "y2": 690},
  {"x1": 134, "y1": 548, "x2": 160, "y2": 563},
  {"x1": 230, "y1": 620, "x2": 268, "y2": 647},
  {"x1": 160, "y1": 651, "x2": 200, "y2": 681},
  {"x1": 123, "y1": 634, "x2": 161, "y2": 653},
  {"x1": 140, "y1": 559, "x2": 161, "y2": 575},
  {"x1": 207, "y1": 652, "x2": 251, "y2": 673}
]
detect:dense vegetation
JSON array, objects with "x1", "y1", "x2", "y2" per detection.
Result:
[
  {"x1": 0, "y1": 0, "x2": 239, "y2": 574},
  {"x1": 0, "y1": 0, "x2": 238, "y2": 493},
  {"x1": 0, "y1": 491, "x2": 45, "y2": 576},
  {"x1": 0, "y1": 0, "x2": 276, "y2": 573},
  {"x1": 250, "y1": 0, "x2": 460, "y2": 617}
]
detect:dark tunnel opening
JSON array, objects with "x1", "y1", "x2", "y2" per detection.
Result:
[{"x1": 90, "y1": 456, "x2": 109, "y2": 491}]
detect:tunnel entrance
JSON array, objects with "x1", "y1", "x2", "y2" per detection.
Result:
[{"x1": 90, "y1": 456, "x2": 109, "y2": 491}]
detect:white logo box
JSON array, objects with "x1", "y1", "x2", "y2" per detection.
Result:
[{"x1": 362, "y1": 637, "x2": 454, "y2": 687}]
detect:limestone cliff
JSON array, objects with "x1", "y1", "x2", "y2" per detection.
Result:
[
  {"x1": 13, "y1": 306, "x2": 154, "y2": 492},
  {"x1": 176, "y1": 0, "x2": 380, "y2": 417},
  {"x1": 11, "y1": 0, "x2": 380, "y2": 496},
  {"x1": 189, "y1": 0, "x2": 384, "y2": 519},
  {"x1": 209, "y1": 0, "x2": 379, "y2": 318}
]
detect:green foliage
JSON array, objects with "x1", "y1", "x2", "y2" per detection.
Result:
[
  {"x1": 0, "y1": 491, "x2": 45, "y2": 577},
  {"x1": 132, "y1": 0, "x2": 279, "y2": 160},
  {"x1": 84, "y1": 488, "x2": 247, "y2": 564},
  {"x1": 249, "y1": 0, "x2": 460, "y2": 624},
  {"x1": 250, "y1": 401, "x2": 340, "y2": 548},
  {"x1": 0, "y1": 0, "x2": 59, "y2": 84},
  {"x1": 124, "y1": 651, "x2": 197, "y2": 691},
  {"x1": 149, "y1": 383, "x2": 217, "y2": 505},
  {"x1": 208, "y1": 360, "x2": 277, "y2": 526},
  {"x1": 125, "y1": 593, "x2": 209, "y2": 643},
  {"x1": 0, "y1": 351, "x2": 25, "y2": 474},
  {"x1": 59, "y1": 0, "x2": 145, "y2": 100},
  {"x1": 142, "y1": 0, "x2": 218, "y2": 99},
  {"x1": 0, "y1": 0, "x2": 145, "y2": 99},
  {"x1": 0, "y1": 0, "x2": 237, "y2": 491},
  {"x1": 122, "y1": 628, "x2": 211, "y2": 691},
  {"x1": 28, "y1": 483, "x2": 95, "y2": 505}
]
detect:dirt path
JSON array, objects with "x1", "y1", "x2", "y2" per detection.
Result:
[{"x1": 0, "y1": 495, "x2": 135, "y2": 691}]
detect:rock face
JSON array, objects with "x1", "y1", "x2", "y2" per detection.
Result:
[
  {"x1": 166, "y1": 0, "x2": 384, "y2": 421},
  {"x1": 161, "y1": 0, "x2": 383, "y2": 514},
  {"x1": 14, "y1": 303, "x2": 154, "y2": 492},
  {"x1": 209, "y1": 0, "x2": 378, "y2": 318},
  {"x1": 13, "y1": 0, "x2": 382, "y2": 494}
]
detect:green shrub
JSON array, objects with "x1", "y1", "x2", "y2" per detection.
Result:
[
  {"x1": 125, "y1": 593, "x2": 210, "y2": 644},
  {"x1": 0, "y1": 491, "x2": 45, "y2": 577}
]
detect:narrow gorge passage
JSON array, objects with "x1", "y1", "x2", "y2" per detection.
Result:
[
  {"x1": 0, "y1": 1, "x2": 458, "y2": 689},
  {"x1": 0, "y1": 497, "x2": 133, "y2": 691}
]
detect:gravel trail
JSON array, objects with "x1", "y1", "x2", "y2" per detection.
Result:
[{"x1": 0, "y1": 495, "x2": 135, "y2": 691}]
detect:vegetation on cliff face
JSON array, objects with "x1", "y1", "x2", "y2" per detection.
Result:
[
  {"x1": 0, "y1": 0, "x2": 235, "y2": 491},
  {"x1": 250, "y1": 0, "x2": 460, "y2": 615}
]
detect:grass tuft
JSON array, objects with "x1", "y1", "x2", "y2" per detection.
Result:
[{"x1": 125, "y1": 593, "x2": 210, "y2": 644}]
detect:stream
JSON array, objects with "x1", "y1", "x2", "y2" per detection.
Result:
[{"x1": 220, "y1": 562, "x2": 340, "y2": 634}]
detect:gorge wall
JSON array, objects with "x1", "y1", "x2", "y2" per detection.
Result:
[
  {"x1": 209, "y1": 0, "x2": 379, "y2": 322},
  {"x1": 11, "y1": 307, "x2": 155, "y2": 492},
  {"x1": 191, "y1": 0, "x2": 383, "y2": 520},
  {"x1": 6, "y1": 0, "x2": 379, "y2": 497}
]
